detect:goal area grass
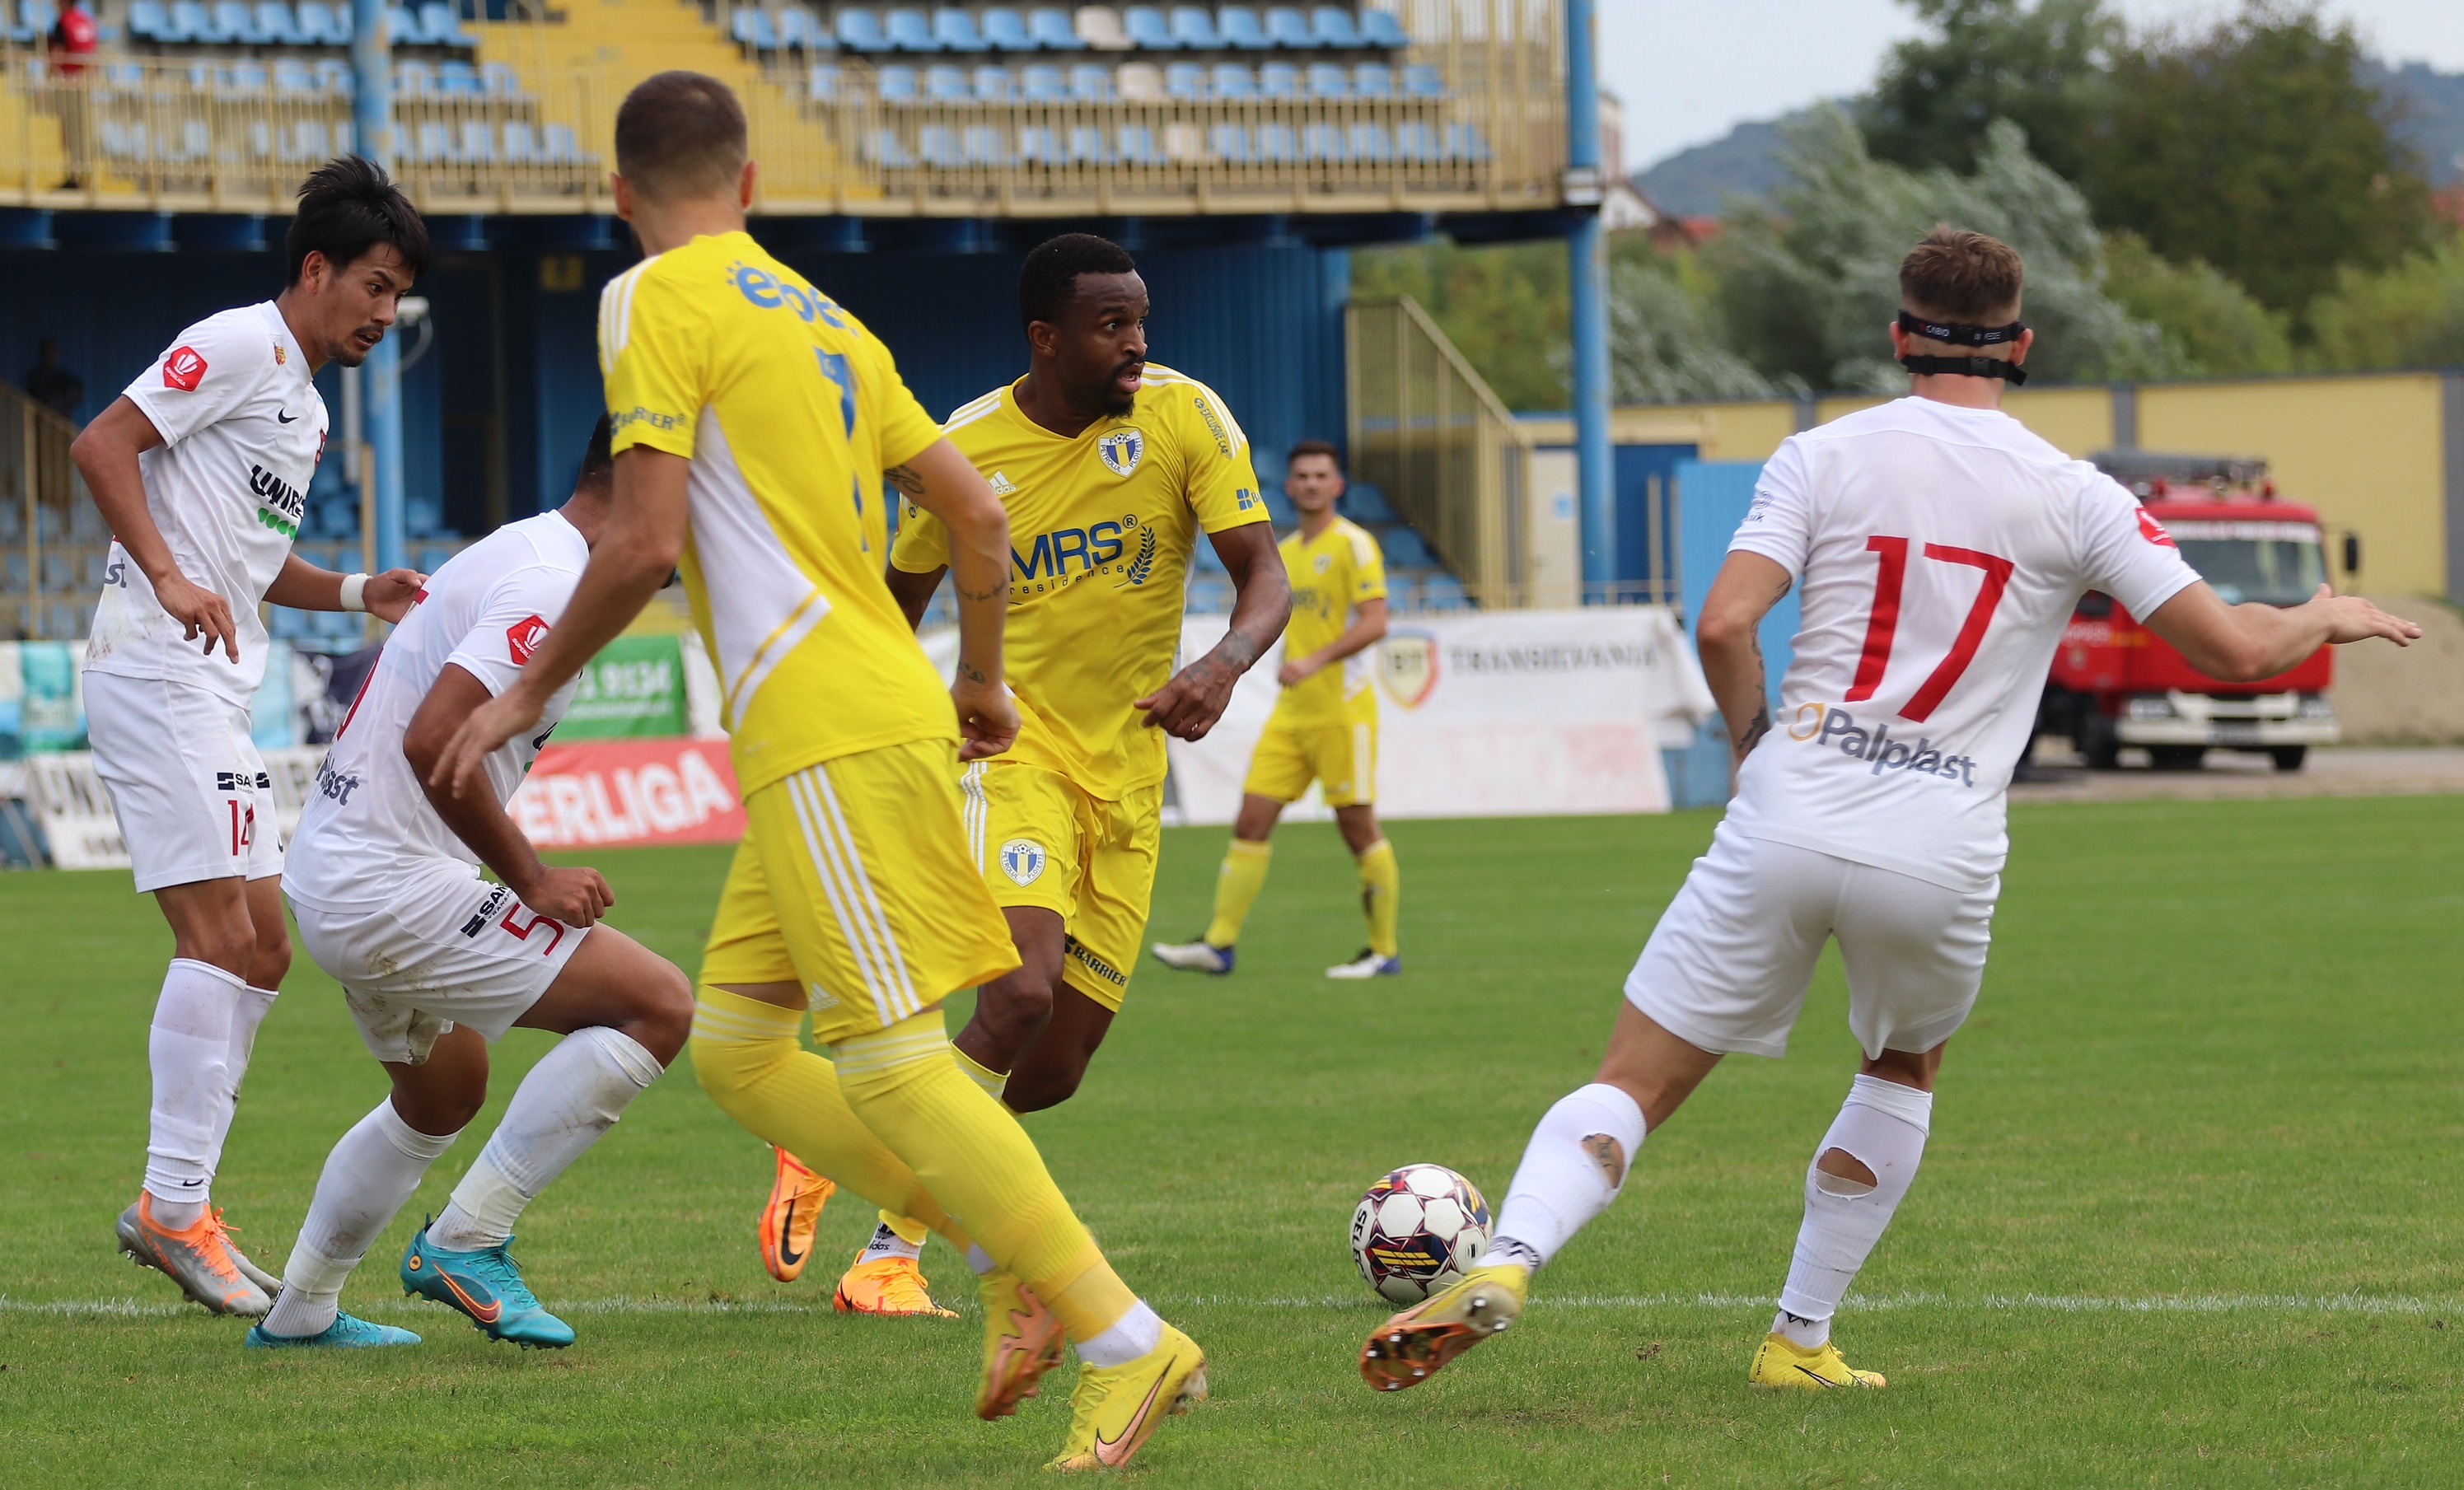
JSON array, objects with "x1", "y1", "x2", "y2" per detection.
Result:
[{"x1": 4, "y1": 796, "x2": 2461, "y2": 1485}]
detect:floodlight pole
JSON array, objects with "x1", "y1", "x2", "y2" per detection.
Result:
[
  {"x1": 351, "y1": 0, "x2": 405, "y2": 574},
  {"x1": 1564, "y1": 0, "x2": 1614, "y2": 599}
]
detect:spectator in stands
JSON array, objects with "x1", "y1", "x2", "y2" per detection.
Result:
[
  {"x1": 47, "y1": 1, "x2": 96, "y2": 189},
  {"x1": 25, "y1": 337, "x2": 83, "y2": 421}
]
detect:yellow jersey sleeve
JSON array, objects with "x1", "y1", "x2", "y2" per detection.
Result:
[
  {"x1": 1171, "y1": 380, "x2": 1267, "y2": 534},
  {"x1": 889, "y1": 497, "x2": 951, "y2": 573},
  {"x1": 859, "y1": 324, "x2": 944, "y2": 472},
  {"x1": 1346, "y1": 525, "x2": 1388, "y2": 605},
  {"x1": 601, "y1": 264, "x2": 708, "y2": 460}
]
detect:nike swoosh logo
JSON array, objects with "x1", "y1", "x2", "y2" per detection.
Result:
[
  {"x1": 277, "y1": 409, "x2": 297, "y2": 423},
  {"x1": 776, "y1": 1199, "x2": 804, "y2": 1266},
  {"x1": 1093, "y1": 1356, "x2": 1176, "y2": 1466},
  {"x1": 1794, "y1": 1364, "x2": 1836, "y2": 1387},
  {"x1": 437, "y1": 1269, "x2": 503, "y2": 1324}
]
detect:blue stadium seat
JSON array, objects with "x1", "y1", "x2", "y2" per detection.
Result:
[
  {"x1": 273, "y1": 56, "x2": 314, "y2": 92},
  {"x1": 876, "y1": 63, "x2": 919, "y2": 100},
  {"x1": 1164, "y1": 60, "x2": 1205, "y2": 98},
  {"x1": 1258, "y1": 60, "x2": 1298, "y2": 98},
  {"x1": 480, "y1": 60, "x2": 521, "y2": 94},
  {"x1": 1215, "y1": 3, "x2": 1268, "y2": 48},
  {"x1": 254, "y1": 1, "x2": 302, "y2": 44},
  {"x1": 979, "y1": 5, "x2": 1031, "y2": 49},
  {"x1": 807, "y1": 61, "x2": 841, "y2": 99},
  {"x1": 1381, "y1": 526, "x2": 1433, "y2": 566},
  {"x1": 392, "y1": 57, "x2": 432, "y2": 96},
  {"x1": 1361, "y1": 6, "x2": 1405, "y2": 46},
  {"x1": 1025, "y1": 5, "x2": 1081, "y2": 47},
  {"x1": 732, "y1": 8, "x2": 779, "y2": 51},
  {"x1": 923, "y1": 62, "x2": 969, "y2": 99},
  {"x1": 1208, "y1": 120, "x2": 1251, "y2": 161},
  {"x1": 865, "y1": 127, "x2": 915, "y2": 166},
  {"x1": 1115, "y1": 122, "x2": 1164, "y2": 164},
  {"x1": 7, "y1": 0, "x2": 48, "y2": 44},
  {"x1": 1191, "y1": 536, "x2": 1227, "y2": 574},
  {"x1": 1393, "y1": 119, "x2": 1439, "y2": 160},
  {"x1": 1066, "y1": 123, "x2": 1111, "y2": 163},
  {"x1": 1262, "y1": 6, "x2": 1315, "y2": 47},
  {"x1": 383, "y1": 3, "x2": 419, "y2": 44},
  {"x1": 933, "y1": 7, "x2": 989, "y2": 50},
  {"x1": 835, "y1": 7, "x2": 893, "y2": 50},
  {"x1": 1348, "y1": 120, "x2": 1391, "y2": 161},
  {"x1": 1167, "y1": 4, "x2": 1213, "y2": 46},
  {"x1": 1305, "y1": 61, "x2": 1347, "y2": 97},
  {"x1": 1352, "y1": 61, "x2": 1391, "y2": 96},
  {"x1": 972, "y1": 63, "x2": 1013, "y2": 99},
  {"x1": 165, "y1": 0, "x2": 213, "y2": 41},
  {"x1": 1419, "y1": 572, "x2": 1468, "y2": 610},
  {"x1": 1017, "y1": 123, "x2": 1062, "y2": 162},
  {"x1": 1401, "y1": 63, "x2": 1443, "y2": 96},
  {"x1": 1443, "y1": 120, "x2": 1489, "y2": 161},
  {"x1": 1341, "y1": 482, "x2": 1396, "y2": 523},
  {"x1": 126, "y1": 0, "x2": 170, "y2": 40},
  {"x1": 314, "y1": 55, "x2": 353, "y2": 92},
  {"x1": 292, "y1": 0, "x2": 344, "y2": 42},
  {"x1": 778, "y1": 6, "x2": 830, "y2": 49},
  {"x1": 1019, "y1": 62, "x2": 1067, "y2": 99},
  {"x1": 882, "y1": 5, "x2": 938, "y2": 49},
  {"x1": 1301, "y1": 120, "x2": 1347, "y2": 161},
  {"x1": 1184, "y1": 577, "x2": 1230, "y2": 613},
  {"x1": 1380, "y1": 571, "x2": 1416, "y2": 610},
  {"x1": 1209, "y1": 62, "x2": 1254, "y2": 99},
  {"x1": 211, "y1": 0, "x2": 261, "y2": 42},
  {"x1": 1120, "y1": 4, "x2": 1171, "y2": 47},
  {"x1": 918, "y1": 124, "x2": 963, "y2": 165},
  {"x1": 963, "y1": 123, "x2": 1011, "y2": 165},
  {"x1": 1254, "y1": 119, "x2": 1296, "y2": 161},
  {"x1": 1308, "y1": 5, "x2": 1358, "y2": 46},
  {"x1": 1068, "y1": 62, "x2": 1112, "y2": 100},
  {"x1": 437, "y1": 57, "x2": 479, "y2": 93},
  {"x1": 419, "y1": 1, "x2": 471, "y2": 46}
]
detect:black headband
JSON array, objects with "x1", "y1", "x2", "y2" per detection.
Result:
[
  {"x1": 1900, "y1": 354, "x2": 2029, "y2": 385},
  {"x1": 1897, "y1": 310, "x2": 2027, "y2": 346}
]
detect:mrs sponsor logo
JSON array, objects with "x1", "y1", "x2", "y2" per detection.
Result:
[{"x1": 1787, "y1": 702, "x2": 1979, "y2": 787}]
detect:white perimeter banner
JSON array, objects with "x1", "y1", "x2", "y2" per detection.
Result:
[
  {"x1": 1163, "y1": 606, "x2": 1715, "y2": 824},
  {"x1": 21, "y1": 745, "x2": 328, "y2": 871}
]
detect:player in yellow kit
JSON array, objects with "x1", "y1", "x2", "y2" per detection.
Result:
[
  {"x1": 1153, "y1": 440, "x2": 1402, "y2": 979},
  {"x1": 432, "y1": 77, "x2": 1206, "y2": 1471},
  {"x1": 770, "y1": 232, "x2": 1292, "y2": 1315}
]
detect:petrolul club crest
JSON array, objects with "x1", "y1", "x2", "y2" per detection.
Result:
[
  {"x1": 999, "y1": 838, "x2": 1047, "y2": 886},
  {"x1": 1097, "y1": 427, "x2": 1145, "y2": 478},
  {"x1": 1377, "y1": 629, "x2": 1439, "y2": 709}
]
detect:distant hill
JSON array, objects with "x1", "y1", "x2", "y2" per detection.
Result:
[{"x1": 1629, "y1": 66, "x2": 2464, "y2": 219}]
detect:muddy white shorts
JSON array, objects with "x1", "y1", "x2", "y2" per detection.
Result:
[
  {"x1": 288, "y1": 860, "x2": 590, "y2": 1064},
  {"x1": 84, "y1": 672, "x2": 283, "y2": 892},
  {"x1": 1624, "y1": 822, "x2": 1997, "y2": 1060}
]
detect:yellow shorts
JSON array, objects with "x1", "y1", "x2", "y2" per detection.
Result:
[
  {"x1": 701, "y1": 739, "x2": 1021, "y2": 1045},
  {"x1": 1242, "y1": 712, "x2": 1377, "y2": 807},
  {"x1": 958, "y1": 758, "x2": 1159, "y2": 1012}
]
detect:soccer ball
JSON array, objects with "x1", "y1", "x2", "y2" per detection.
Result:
[{"x1": 1349, "y1": 1163, "x2": 1492, "y2": 1305}]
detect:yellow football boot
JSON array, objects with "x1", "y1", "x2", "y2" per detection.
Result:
[
  {"x1": 757, "y1": 1147, "x2": 835, "y2": 1284},
  {"x1": 1358, "y1": 1263, "x2": 1527, "y2": 1392},
  {"x1": 834, "y1": 1253, "x2": 958, "y2": 1318},
  {"x1": 975, "y1": 1270, "x2": 1066, "y2": 1421},
  {"x1": 1748, "y1": 1331, "x2": 1887, "y2": 1390},
  {"x1": 1046, "y1": 1323, "x2": 1209, "y2": 1473}
]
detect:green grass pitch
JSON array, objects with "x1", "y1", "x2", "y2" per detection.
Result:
[{"x1": 4, "y1": 796, "x2": 2462, "y2": 1486}]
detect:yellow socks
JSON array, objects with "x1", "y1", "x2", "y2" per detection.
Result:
[
  {"x1": 1358, "y1": 838, "x2": 1400, "y2": 958},
  {"x1": 688, "y1": 987, "x2": 965, "y2": 1249},
  {"x1": 832, "y1": 1011, "x2": 1137, "y2": 1343},
  {"x1": 1204, "y1": 838, "x2": 1274, "y2": 948},
  {"x1": 952, "y1": 1043, "x2": 1010, "y2": 1100},
  {"x1": 877, "y1": 1209, "x2": 932, "y2": 1248}
]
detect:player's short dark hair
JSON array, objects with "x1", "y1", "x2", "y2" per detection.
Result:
[
  {"x1": 1899, "y1": 226, "x2": 2023, "y2": 324},
  {"x1": 1018, "y1": 233, "x2": 1138, "y2": 333},
  {"x1": 1288, "y1": 438, "x2": 1343, "y2": 471},
  {"x1": 615, "y1": 71, "x2": 748, "y2": 202},
  {"x1": 576, "y1": 414, "x2": 615, "y2": 493},
  {"x1": 285, "y1": 155, "x2": 428, "y2": 287}
]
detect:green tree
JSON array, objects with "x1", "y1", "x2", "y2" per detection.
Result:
[
  {"x1": 2303, "y1": 232, "x2": 2464, "y2": 371},
  {"x1": 1350, "y1": 239, "x2": 1571, "y2": 410},
  {"x1": 2101, "y1": 231, "x2": 2293, "y2": 376},
  {"x1": 2083, "y1": 4, "x2": 2434, "y2": 318},
  {"x1": 1860, "y1": 0, "x2": 2118, "y2": 182},
  {"x1": 1606, "y1": 245, "x2": 1779, "y2": 403}
]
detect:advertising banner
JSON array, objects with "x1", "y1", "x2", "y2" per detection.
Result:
[
  {"x1": 556, "y1": 635, "x2": 691, "y2": 740},
  {"x1": 508, "y1": 736, "x2": 745, "y2": 848},
  {"x1": 1163, "y1": 607, "x2": 1714, "y2": 824},
  {"x1": 23, "y1": 744, "x2": 324, "y2": 871}
]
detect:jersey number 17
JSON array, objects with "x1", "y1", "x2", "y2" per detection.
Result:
[{"x1": 1845, "y1": 535, "x2": 2016, "y2": 723}]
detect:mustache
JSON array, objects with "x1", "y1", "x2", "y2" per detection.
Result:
[{"x1": 1111, "y1": 359, "x2": 1143, "y2": 381}]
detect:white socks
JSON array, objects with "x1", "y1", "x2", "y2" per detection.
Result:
[
  {"x1": 201, "y1": 983, "x2": 279, "y2": 1181},
  {"x1": 262, "y1": 1099, "x2": 462, "y2": 1339},
  {"x1": 861, "y1": 1222, "x2": 925, "y2": 1263},
  {"x1": 144, "y1": 958, "x2": 250, "y2": 1228},
  {"x1": 425, "y1": 1027, "x2": 664, "y2": 1252},
  {"x1": 1774, "y1": 1075, "x2": 1933, "y2": 1347},
  {"x1": 1076, "y1": 1299, "x2": 1164, "y2": 1368},
  {"x1": 1476, "y1": 1082, "x2": 1647, "y2": 1272}
]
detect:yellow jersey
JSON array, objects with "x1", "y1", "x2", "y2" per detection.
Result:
[
  {"x1": 890, "y1": 364, "x2": 1267, "y2": 799},
  {"x1": 1272, "y1": 516, "x2": 1386, "y2": 726},
  {"x1": 599, "y1": 231, "x2": 951, "y2": 796}
]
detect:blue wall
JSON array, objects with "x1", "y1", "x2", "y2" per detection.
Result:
[{"x1": 1666, "y1": 458, "x2": 1797, "y2": 810}]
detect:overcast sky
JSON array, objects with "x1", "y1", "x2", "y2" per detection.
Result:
[{"x1": 1604, "y1": 1, "x2": 2464, "y2": 175}]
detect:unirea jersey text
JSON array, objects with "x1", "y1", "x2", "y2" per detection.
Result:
[{"x1": 598, "y1": 232, "x2": 952, "y2": 796}]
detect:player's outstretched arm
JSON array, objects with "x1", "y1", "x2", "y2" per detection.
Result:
[
  {"x1": 263, "y1": 552, "x2": 427, "y2": 621},
  {"x1": 887, "y1": 437, "x2": 1017, "y2": 760},
  {"x1": 2142, "y1": 582, "x2": 2420, "y2": 683},
  {"x1": 1138, "y1": 521, "x2": 1291, "y2": 740},
  {"x1": 430, "y1": 445, "x2": 689, "y2": 794},
  {"x1": 403, "y1": 661, "x2": 611, "y2": 926},
  {"x1": 1696, "y1": 552, "x2": 1794, "y2": 774},
  {"x1": 70, "y1": 395, "x2": 242, "y2": 662}
]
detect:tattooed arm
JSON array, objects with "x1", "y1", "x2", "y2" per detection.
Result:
[
  {"x1": 886, "y1": 440, "x2": 1017, "y2": 759},
  {"x1": 1695, "y1": 551, "x2": 1795, "y2": 781},
  {"x1": 1134, "y1": 520, "x2": 1292, "y2": 740}
]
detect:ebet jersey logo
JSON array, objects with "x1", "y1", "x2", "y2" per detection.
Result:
[
  {"x1": 506, "y1": 614, "x2": 551, "y2": 664},
  {"x1": 162, "y1": 346, "x2": 207, "y2": 390},
  {"x1": 1787, "y1": 702, "x2": 1980, "y2": 787}
]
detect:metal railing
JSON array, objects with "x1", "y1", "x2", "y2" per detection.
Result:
[
  {"x1": 0, "y1": 379, "x2": 93, "y2": 641},
  {"x1": 1347, "y1": 294, "x2": 1528, "y2": 605}
]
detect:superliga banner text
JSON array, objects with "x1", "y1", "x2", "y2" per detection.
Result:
[{"x1": 1163, "y1": 607, "x2": 1716, "y2": 824}]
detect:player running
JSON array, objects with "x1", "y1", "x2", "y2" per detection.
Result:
[
  {"x1": 1357, "y1": 228, "x2": 2421, "y2": 1394},
  {"x1": 255, "y1": 418, "x2": 691, "y2": 1350},
  {"x1": 765, "y1": 231, "x2": 1290, "y2": 1317},
  {"x1": 70, "y1": 156, "x2": 428, "y2": 1316},
  {"x1": 432, "y1": 77, "x2": 1209, "y2": 1469},
  {"x1": 1153, "y1": 438, "x2": 1399, "y2": 980}
]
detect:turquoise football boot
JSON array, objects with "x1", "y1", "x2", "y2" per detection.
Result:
[
  {"x1": 400, "y1": 1219, "x2": 576, "y2": 1348},
  {"x1": 245, "y1": 1311, "x2": 421, "y2": 1349}
]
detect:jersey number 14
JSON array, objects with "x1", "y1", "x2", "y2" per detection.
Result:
[{"x1": 1846, "y1": 535, "x2": 2016, "y2": 723}]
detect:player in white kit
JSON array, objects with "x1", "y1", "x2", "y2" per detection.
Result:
[
  {"x1": 1357, "y1": 229, "x2": 2422, "y2": 1394},
  {"x1": 254, "y1": 417, "x2": 692, "y2": 1349},
  {"x1": 70, "y1": 156, "x2": 430, "y2": 1315}
]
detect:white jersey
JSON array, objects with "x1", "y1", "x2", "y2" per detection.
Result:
[
  {"x1": 283, "y1": 511, "x2": 587, "y2": 909},
  {"x1": 85, "y1": 301, "x2": 331, "y2": 707},
  {"x1": 1723, "y1": 397, "x2": 2200, "y2": 891}
]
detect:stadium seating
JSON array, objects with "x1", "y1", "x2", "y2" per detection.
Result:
[
  {"x1": 1167, "y1": 5, "x2": 1213, "y2": 47},
  {"x1": 1214, "y1": 4, "x2": 1268, "y2": 48},
  {"x1": 933, "y1": 7, "x2": 989, "y2": 50},
  {"x1": 1025, "y1": 5, "x2": 1081, "y2": 47},
  {"x1": 778, "y1": 7, "x2": 830, "y2": 49},
  {"x1": 1073, "y1": 4, "x2": 1128, "y2": 49},
  {"x1": 979, "y1": 5, "x2": 1031, "y2": 49},
  {"x1": 1068, "y1": 61, "x2": 1112, "y2": 100},
  {"x1": 1257, "y1": 59, "x2": 1297, "y2": 98},
  {"x1": 972, "y1": 63, "x2": 1011, "y2": 99},
  {"x1": 294, "y1": 0, "x2": 348, "y2": 43},
  {"x1": 1164, "y1": 60, "x2": 1204, "y2": 98},
  {"x1": 1209, "y1": 61, "x2": 1254, "y2": 98},
  {"x1": 1262, "y1": 6, "x2": 1312, "y2": 48},
  {"x1": 1308, "y1": 4, "x2": 1358, "y2": 46},
  {"x1": 1305, "y1": 60, "x2": 1345, "y2": 97},
  {"x1": 1019, "y1": 62, "x2": 1066, "y2": 98},
  {"x1": 1120, "y1": 4, "x2": 1171, "y2": 49},
  {"x1": 1115, "y1": 59, "x2": 1162, "y2": 100},
  {"x1": 1341, "y1": 482, "x2": 1396, "y2": 524},
  {"x1": 807, "y1": 61, "x2": 842, "y2": 99},
  {"x1": 731, "y1": 8, "x2": 778, "y2": 51},
  {"x1": 836, "y1": 6, "x2": 893, "y2": 49},
  {"x1": 1380, "y1": 525, "x2": 1433, "y2": 568},
  {"x1": 799, "y1": 2, "x2": 1397, "y2": 59},
  {"x1": 883, "y1": 6, "x2": 935, "y2": 49}
]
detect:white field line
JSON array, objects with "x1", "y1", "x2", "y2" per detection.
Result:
[{"x1": 10, "y1": 1291, "x2": 2464, "y2": 1320}]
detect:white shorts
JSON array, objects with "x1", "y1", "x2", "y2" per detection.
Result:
[
  {"x1": 288, "y1": 861, "x2": 590, "y2": 1064},
  {"x1": 1625, "y1": 824, "x2": 1996, "y2": 1061},
  {"x1": 85, "y1": 672, "x2": 283, "y2": 893}
]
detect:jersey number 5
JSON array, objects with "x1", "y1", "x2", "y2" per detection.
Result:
[{"x1": 1846, "y1": 536, "x2": 2016, "y2": 722}]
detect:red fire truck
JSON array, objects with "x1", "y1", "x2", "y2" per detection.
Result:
[{"x1": 2044, "y1": 452, "x2": 2344, "y2": 771}]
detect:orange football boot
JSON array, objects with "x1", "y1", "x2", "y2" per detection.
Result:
[
  {"x1": 757, "y1": 1147, "x2": 835, "y2": 1283},
  {"x1": 834, "y1": 1250, "x2": 959, "y2": 1318},
  {"x1": 975, "y1": 1271, "x2": 1067, "y2": 1420}
]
